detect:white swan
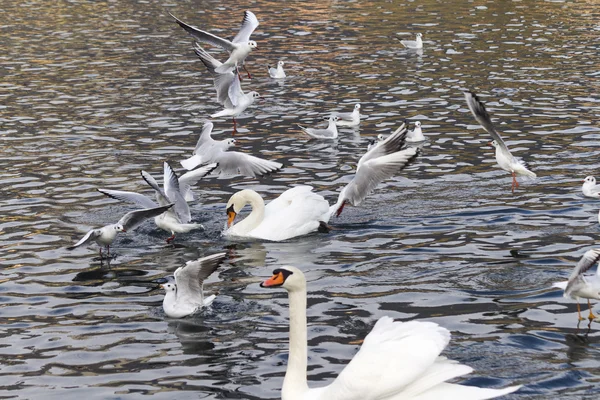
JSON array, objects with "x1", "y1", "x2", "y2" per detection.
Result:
[
  {"x1": 224, "y1": 121, "x2": 420, "y2": 241},
  {"x1": 260, "y1": 266, "x2": 522, "y2": 400}
]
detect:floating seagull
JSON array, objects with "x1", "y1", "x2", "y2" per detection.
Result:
[
  {"x1": 400, "y1": 32, "x2": 423, "y2": 49},
  {"x1": 224, "y1": 122, "x2": 419, "y2": 241},
  {"x1": 298, "y1": 116, "x2": 339, "y2": 139},
  {"x1": 170, "y1": 11, "x2": 259, "y2": 78},
  {"x1": 406, "y1": 121, "x2": 426, "y2": 142},
  {"x1": 334, "y1": 103, "x2": 361, "y2": 127},
  {"x1": 582, "y1": 176, "x2": 600, "y2": 198},
  {"x1": 161, "y1": 252, "x2": 227, "y2": 318},
  {"x1": 367, "y1": 134, "x2": 385, "y2": 151},
  {"x1": 98, "y1": 162, "x2": 212, "y2": 243},
  {"x1": 180, "y1": 121, "x2": 283, "y2": 177},
  {"x1": 268, "y1": 60, "x2": 286, "y2": 79},
  {"x1": 553, "y1": 249, "x2": 600, "y2": 321},
  {"x1": 260, "y1": 266, "x2": 522, "y2": 399},
  {"x1": 464, "y1": 91, "x2": 536, "y2": 193},
  {"x1": 68, "y1": 204, "x2": 174, "y2": 258}
]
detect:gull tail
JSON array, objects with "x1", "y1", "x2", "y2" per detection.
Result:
[{"x1": 552, "y1": 281, "x2": 567, "y2": 290}]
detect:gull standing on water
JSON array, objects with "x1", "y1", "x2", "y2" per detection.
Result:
[
  {"x1": 268, "y1": 61, "x2": 286, "y2": 79},
  {"x1": 180, "y1": 121, "x2": 283, "y2": 177},
  {"x1": 161, "y1": 253, "x2": 227, "y2": 318},
  {"x1": 464, "y1": 91, "x2": 536, "y2": 193},
  {"x1": 260, "y1": 266, "x2": 522, "y2": 399},
  {"x1": 400, "y1": 33, "x2": 423, "y2": 49},
  {"x1": 68, "y1": 204, "x2": 174, "y2": 258},
  {"x1": 553, "y1": 248, "x2": 600, "y2": 321},
  {"x1": 170, "y1": 11, "x2": 259, "y2": 78},
  {"x1": 582, "y1": 176, "x2": 600, "y2": 199},
  {"x1": 334, "y1": 103, "x2": 361, "y2": 127},
  {"x1": 299, "y1": 116, "x2": 339, "y2": 139}
]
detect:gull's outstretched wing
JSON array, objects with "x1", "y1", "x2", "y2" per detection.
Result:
[
  {"x1": 117, "y1": 204, "x2": 174, "y2": 231},
  {"x1": 213, "y1": 152, "x2": 282, "y2": 178},
  {"x1": 464, "y1": 91, "x2": 509, "y2": 151},
  {"x1": 232, "y1": 11, "x2": 259, "y2": 44},
  {"x1": 565, "y1": 249, "x2": 600, "y2": 295},
  {"x1": 170, "y1": 13, "x2": 235, "y2": 51},
  {"x1": 97, "y1": 189, "x2": 157, "y2": 209},
  {"x1": 68, "y1": 229, "x2": 101, "y2": 249},
  {"x1": 358, "y1": 121, "x2": 409, "y2": 168},
  {"x1": 174, "y1": 253, "x2": 227, "y2": 307},
  {"x1": 163, "y1": 162, "x2": 191, "y2": 223}
]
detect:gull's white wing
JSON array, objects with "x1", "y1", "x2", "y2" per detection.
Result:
[
  {"x1": 565, "y1": 249, "x2": 600, "y2": 295},
  {"x1": 68, "y1": 229, "x2": 102, "y2": 249},
  {"x1": 464, "y1": 91, "x2": 510, "y2": 152},
  {"x1": 179, "y1": 163, "x2": 218, "y2": 201},
  {"x1": 319, "y1": 318, "x2": 451, "y2": 400},
  {"x1": 232, "y1": 11, "x2": 259, "y2": 44},
  {"x1": 331, "y1": 147, "x2": 419, "y2": 217},
  {"x1": 298, "y1": 125, "x2": 337, "y2": 139},
  {"x1": 174, "y1": 253, "x2": 227, "y2": 307},
  {"x1": 140, "y1": 170, "x2": 170, "y2": 206},
  {"x1": 97, "y1": 189, "x2": 158, "y2": 209},
  {"x1": 227, "y1": 75, "x2": 244, "y2": 108},
  {"x1": 358, "y1": 121, "x2": 409, "y2": 168},
  {"x1": 213, "y1": 151, "x2": 283, "y2": 178},
  {"x1": 117, "y1": 204, "x2": 174, "y2": 231},
  {"x1": 194, "y1": 44, "x2": 236, "y2": 106},
  {"x1": 192, "y1": 121, "x2": 216, "y2": 154},
  {"x1": 193, "y1": 43, "x2": 222, "y2": 71},
  {"x1": 163, "y1": 162, "x2": 191, "y2": 223},
  {"x1": 170, "y1": 13, "x2": 235, "y2": 51}
]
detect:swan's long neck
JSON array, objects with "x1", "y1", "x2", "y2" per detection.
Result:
[
  {"x1": 231, "y1": 191, "x2": 265, "y2": 234},
  {"x1": 282, "y1": 288, "x2": 309, "y2": 399}
]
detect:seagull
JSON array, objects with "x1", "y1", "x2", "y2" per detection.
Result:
[
  {"x1": 67, "y1": 204, "x2": 174, "y2": 258},
  {"x1": 406, "y1": 121, "x2": 426, "y2": 142},
  {"x1": 98, "y1": 162, "x2": 213, "y2": 243},
  {"x1": 260, "y1": 266, "x2": 522, "y2": 399},
  {"x1": 400, "y1": 33, "x2": 423, "y2": 49},
  {"x1": 194, "y1": 44, "x2": 237, "y2": 108},
  {"x1": 298, "y1": 116, "x2": 339, "y2": 139},
  {"x1": 552, "y1": 249, "x2": 600, "y2": 321},
  {"x1": 180, "y1": 121, "x2": 283, "y2": 177},
  {"x1": 170, "y1": 11, "x2": 259, "y2": 78},
  {"x1": 268, "y1": 60, "x2": 286, "y2": 79},
  {"x1": 209, "y1": 70, "x2": 260, "y2": 133},
  {"x1": 161, "y1": 252, "x2": 227, "y2": 318},
  {"x1": 367, "y1": 134, "x2": 385, "y2": 151},
  {"x1": 464, "y1": 91, "x2": 536, "y2": 193},
  {"x1": 334, "y1": 103, "x2": 361, "y2": 127},
  {"x1": 582, "y1": 176, "x2": 600, "y2": 198}
]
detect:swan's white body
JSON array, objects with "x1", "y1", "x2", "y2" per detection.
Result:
[
  {"x1": 269, "y1": 61, "x2": 286, "y2": 79},
  {"x1": 400, "y1": 33, "x2": 423, "y2": 49},
  {"x1": 260, "y1": 266, "x2": 522, "y2": 400},
  {"x1": 407, "y1": 121, "x2": 426, "y2": 142},
  {"x1": 582, "y1": 176, "x2": 600, "y2": 198},
  {"x1": 334, "y1": 104, "x2": 361, "y2": 127}
]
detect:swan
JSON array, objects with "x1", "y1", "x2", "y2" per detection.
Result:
[
  {"x1": 224, "y1": 122, "x2": 420, "y2": 241},
  {"x1": 260, "y1": 266, "x2": 522, "y2": 400}
]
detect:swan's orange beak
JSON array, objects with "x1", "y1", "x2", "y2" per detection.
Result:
[
  {"x1": 260, "y1": 271, "x2": 284, "y2": 288},
  {"x1": 226, "y1": 206, "x2": 236, "y2": 228}
]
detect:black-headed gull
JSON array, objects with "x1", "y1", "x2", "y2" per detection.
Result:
[
  {"x1": 400, "y1": 33, "x2": 423, "y2": 49},
  {"x1": 406, "y1": 121, "x2": 425, "y2": 142},
  {"x1": 170, "y1": 11, "x2": 259, "y2": 78},
  {"x1": 161, "y1": 252, "x2": 227, "y2": 318},
  {"x1": 299, "y1": 116, "x2": 339, "y2": 139},
  {"x1": 180, "y1": 121, "x2": 283, "y2": 177},
  {"x1": 464, "y1": 91, "x2": 536, "y2": 193},
  {"x1": 582, "y1": 176, "x2": 600, "y2": 198},
  {"x1": 68, "y1": 204, "x2": 173, "y2": 257},
  {"x1": 367, "y1": 134, "x2": 385, "y2": 151},
  {"x1": 98, "y1": 162, "x2": 213, "y2": 243},
  {"x1": 260, "y1": 266, "x2": 522, "y2": 400},
  {"x1": 334, "y1": 104, "x2": 361, "y2": 127},
  {"x1": 223, "y1": 121, "x2": 419, "y2": 241},
  {"x1": 268, "y1": 61, "x2": 286, "y2": 79},
  {"x1": 553, "y1": 249, "x2": 600, "y2": 321},
  {"x1": 209, "y1": 72, "x2": 260, "y2": 133}
]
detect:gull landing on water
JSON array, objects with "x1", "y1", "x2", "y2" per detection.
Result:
[
  {"x1": 464, "y1": 91, "x2": 536, "y2": 193},
  {"x1": 553, "y1": 249, "x2": 600, "y2": 322},
  {"x1": 400, "y1": 32, "x2": 423, "y2": 49}
]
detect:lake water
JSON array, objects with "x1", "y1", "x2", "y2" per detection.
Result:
[{"x1": 2, "y1": 0, "x2": 600, "y2": 398}]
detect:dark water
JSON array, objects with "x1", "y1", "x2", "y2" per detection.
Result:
[{"x1": 2, "y1": 0, "x2": 600, "y2": 398}]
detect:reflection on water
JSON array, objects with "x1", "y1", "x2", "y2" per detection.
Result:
[{"x1": 2, "y1": 0, "x2": 600, "y2": 398}]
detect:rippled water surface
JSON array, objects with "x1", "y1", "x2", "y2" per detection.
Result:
[{"x1": 2, "y1": 0, "x2": 600, "y2": 398}]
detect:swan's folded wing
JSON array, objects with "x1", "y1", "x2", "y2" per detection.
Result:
[
  {"x1": 264, "y1": 186, "x2": 315, "y2": 216},
  {"x1": 170, "y1": 13, "x2": 235, "y2": 51},
  {"x1": 68, "y1": 229, "x2": 101, "y2": 249},
  {"x1": 174, "y1": 253, "x2": 227, "y2": 307},
  {"x1": 464, "y1": 91, "x2": 509, "y2": 151},
  {"x1": 117, "y1": 204, "x2": 174, "y2": 231},
  {"x1": 565, "y1": 248, "x2": 600, "y2": 295},
  {"x1": 320, "y1": 318, "x2": 450, "y2": 400},
  {"x1": 97, "y1": 189, "x2": 158, "y2": 209},
  {"x1": 213, "y1": 151, "x2": 283, "y2": 178},
  {"x1": 232, "y1": 11, "x2": 259, "y2": 44},
  {"x1": 163, "y1": 162, "x2": 191, "y2": 223}
]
